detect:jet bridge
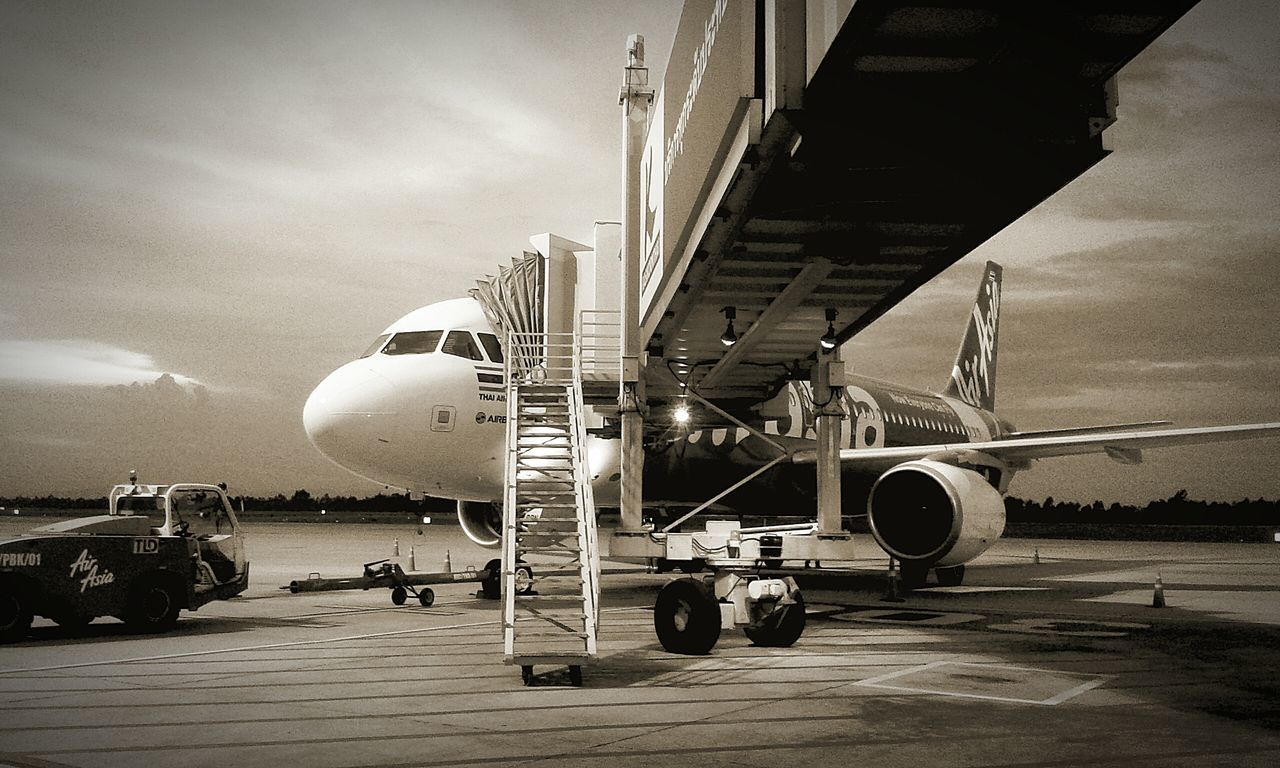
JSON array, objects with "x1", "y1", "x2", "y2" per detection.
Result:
[
  {"x1": 636, "y1": 0, "x2": 1198, "y2": 404},
  {"x1": 607, "y1": 0, "x2": 1200, "y2": 652}
]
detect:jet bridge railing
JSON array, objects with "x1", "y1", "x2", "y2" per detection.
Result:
[{"x1": 575, "y1": 310, "x2": 621, "y2": 384}]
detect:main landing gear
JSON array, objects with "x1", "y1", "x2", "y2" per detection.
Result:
[{"x1": 653, "y1": 572, "x2": 805, "y2": 655}]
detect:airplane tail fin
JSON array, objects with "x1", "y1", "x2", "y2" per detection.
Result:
[{"x1": 944, "y1": 261, "x2": 1002, "y2": 412}]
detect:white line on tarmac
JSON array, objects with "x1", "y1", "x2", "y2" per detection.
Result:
[
  {"x1": 0, "y1": 607, "x2": 647, "y2": 676},
  {"x1": 856, "y1": 660, "x2": 1108, "y2": 706}
]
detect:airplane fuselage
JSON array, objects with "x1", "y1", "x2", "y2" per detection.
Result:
[{"x1": 303, "y1": 297, "x2": 1012, "y2": 520}]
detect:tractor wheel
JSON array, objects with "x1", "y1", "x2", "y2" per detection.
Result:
[
  {"x1": 0, "y1": 585, "x2": 33, "y2": 644},
  {"x1": 391, "y1": 586, "x2": 408, "y2": 605},
  {"x1": 744, "y1": 590, "x2": 806, "y2": 647},
  {"x1": 418, "y1": 588, "x2": 435, "y2": 607},
  {"x1": 124, "y1": 575, "x2": 182, "y2": 633},
  {"x1": 654, "y1": 578, "x2": 721, "y2": 655}
]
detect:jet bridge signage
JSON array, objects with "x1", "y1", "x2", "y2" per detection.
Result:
[{"x1": 640, "y1": 0, "x2": 755, "y2": 322}]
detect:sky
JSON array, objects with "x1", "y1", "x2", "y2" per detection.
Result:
[{"x1": 1, "y1": 0, "x2": 1277, "y2": 504}]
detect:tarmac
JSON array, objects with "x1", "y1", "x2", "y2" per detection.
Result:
[{"x1": 1, "y1": 523, "x2": 1279, "y2": 767}]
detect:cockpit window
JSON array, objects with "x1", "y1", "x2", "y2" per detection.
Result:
[
  {"x1": 359, "y1": 334, "x2": 391, "y2": 358},
  {"x1": 383, "y1": 330, "x2": 443, "y2": 356},
  {"x1": 478, "y1": 333, "x2": 504, "y2": 363},
  {"x1": 441, "y1": 330, "x2": 483, "y2": 360}
]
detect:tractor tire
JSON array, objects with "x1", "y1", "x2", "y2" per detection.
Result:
[
  {"x1": 654, "y1": 578, "x2": 721, "y2": 655},
  {"x1": 0, "y1": 585, "x2": 33, "y2": 644},
  {"x1": 744, "y1": 590, "x2": 806, "y2": 647},
  {"x1": 391, "y1": 586, "x2": 408, "y2": 605},
  {"x1": 124, "y1": 575, "x2": 182, "y2": 633},
  {"x1": 418, "y1": 588, "x2": 435, "y2": 607}
]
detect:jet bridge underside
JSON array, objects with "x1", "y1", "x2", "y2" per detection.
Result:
[{"x1": 645, "y1": 0, "x2": 1199, "y2": 404}]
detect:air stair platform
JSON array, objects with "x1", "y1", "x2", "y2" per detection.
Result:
[{"x1": 500, "y1": 332, "x2": 602, "y2": 685}]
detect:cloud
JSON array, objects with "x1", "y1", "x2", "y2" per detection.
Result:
[{"x1": 0, "y1": 340, "x2": 203, "y2": 388}]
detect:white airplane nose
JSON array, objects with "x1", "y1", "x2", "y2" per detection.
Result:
[{"x1": 303, "y1": 364, "x2": 396, "y2": 463}]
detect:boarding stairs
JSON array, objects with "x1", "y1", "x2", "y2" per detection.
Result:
[{"x1": 501, "y1": 319, "x2": 614, "y2": 684}]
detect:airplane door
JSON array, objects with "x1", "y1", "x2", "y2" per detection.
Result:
[{"x1": 843, "y1": 386, "x2": 886, "y2": 449}]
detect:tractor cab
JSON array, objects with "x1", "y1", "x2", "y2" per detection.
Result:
[{"x1": 109, "y1": 480, "x2": 248, "y2": 592}]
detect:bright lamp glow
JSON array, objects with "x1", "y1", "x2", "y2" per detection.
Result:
[{"x1": 673, "y1": 404, "x2": 690, "y2": 424}]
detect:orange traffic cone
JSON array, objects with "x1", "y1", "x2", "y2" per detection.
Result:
[
  {"x1": 443, "y1": 549, "x2": 452, "y2": 574},
  {"x1": 393, "y1": 537, "x2": 400, "y2": 557},
  {"x1": 1152, "y1": 574, "x2": 1165, "y2": 608},
  {"x1": 409, "y1": 546, "x2": 416, "y2": 571}
]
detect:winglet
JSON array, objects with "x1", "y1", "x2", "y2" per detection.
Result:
[{"x1": 945, "y1": 261, "x2": 1002, "y2": 411}]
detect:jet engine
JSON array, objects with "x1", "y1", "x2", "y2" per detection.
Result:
[
  {"x1": 867, "y1": 460, "x2": 1005, "y2": 568},
  {"x1": 457, "y1": 500, "x2": 502, "y2": 549}
]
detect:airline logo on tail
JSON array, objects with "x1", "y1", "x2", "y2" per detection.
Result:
[{"x1": 946, "y1": 262, "x2": 1002, "y2": 411}]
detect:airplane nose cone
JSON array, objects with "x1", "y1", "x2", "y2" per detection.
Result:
[{"x1": 303, "y1": 364, "x2": 396, "y2": 463}]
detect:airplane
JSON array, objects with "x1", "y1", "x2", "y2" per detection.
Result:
[{"x1": 303, "y1": 260, "x2": 1280, "y2": 590}]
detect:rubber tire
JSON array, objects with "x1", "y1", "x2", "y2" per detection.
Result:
[
  {"x1": 569, "y1": 665, "x2": 583, "y2": 687},
  {"x1": 900, "y1": 563, "x2": 929, "y2": 591},
  {"x1": 514, "y1": 563, "x2": 534, "y2": 595},
  {"x1": 418, "y1": 588, "x2": 435, "y2": 607},
  {"x1": 481, "y1": 558, "x2": 502, "y2": 599},
  {"x1": 391, "y1": 586, "x2": 408, "y2": 605},
  {"x1": 0, "y1": 586, "x2": 33, "y2": 644},
  {"x1": 935, "y1": 565, "x2": 966, "y2": 587},
  {"x1": 521, "y1": 665, "x2": 533, "y2": 686},
  {"x1": 124, "y1": 576, "x2": 182, "y2": 633},
  {"x1": 744, "y1": 590, "x2": 806, "y2": 647},
  {"x1": 654, "y1": 578, "x2": 721, "y2": 655}
]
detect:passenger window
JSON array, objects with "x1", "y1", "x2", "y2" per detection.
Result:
[
  {"x1": 384, "y1": 331, "x2": 443, "y2": 356},
  {"x1": 478, "y1": 333, "x2": 504, "y2": 363},
  {"x1": 359, "y1": 334, "x2": 391, "y2": 358},
  {"x1": 442, "y1": 330, "x2": 483, "y2": 360}
]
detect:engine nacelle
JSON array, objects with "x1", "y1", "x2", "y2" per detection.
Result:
[
  {"x1": 457, "y1": 500, "x2": 501, "y2": 549},
  {"x1": 867, "y1": 460, "x2": 1005, "y2": 568}
]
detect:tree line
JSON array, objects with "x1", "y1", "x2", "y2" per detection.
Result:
[{"x1": 2, "y1": 488, "x2": 1279, "y2": 526}]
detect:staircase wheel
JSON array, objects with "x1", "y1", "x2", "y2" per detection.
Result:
[
  {"x1": 569, "y1": 665, "x2": 583, "y2": 687},
  {"x1": 417, "y1": 588, "x2": 435, "y2": 607},
  {"x1": 521, "y1": 665, "x2": 534, "y2": 686},
  {"x1": 391, "y1": 586, "x2": 407, "y2": 605},
  {"x1": 744, "y1": 590, "x2": 806, "y2": 647},
  {"x1": 654, "y1": 577, "x2": 721, "y2": 655}
]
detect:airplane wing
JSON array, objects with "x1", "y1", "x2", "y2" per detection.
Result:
[{"x1": 790, "y1": 422, "x2": 1280, "y2": 467}]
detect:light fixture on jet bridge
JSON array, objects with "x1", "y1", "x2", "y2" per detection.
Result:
[
  {"x1": 820, "y1": 308, "x2": 838, "y2": 352},
  {"x1": 720, "y1": 306, "x2": 738, "y2": 347}
]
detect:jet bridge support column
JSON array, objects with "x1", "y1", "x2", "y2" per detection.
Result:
[
  {"x1": 813, "y1": 346, "x2": 845, "y2": 535},
  {"x1": 618, "y1": 34, "x2": 653, "y2": 532}
]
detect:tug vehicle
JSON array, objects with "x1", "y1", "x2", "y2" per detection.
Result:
[{"x1": 0, "y1": 476, "x2": 249, "y2": 642}]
